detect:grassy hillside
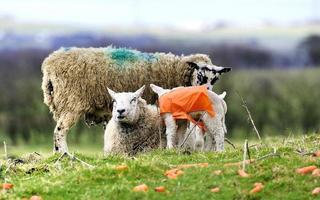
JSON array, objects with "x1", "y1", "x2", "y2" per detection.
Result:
[{"x1": 0, "y1": 134, "x2": 320, "y2": 199}]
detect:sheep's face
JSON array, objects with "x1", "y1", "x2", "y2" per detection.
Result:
[
  {"x1": 107, "y1": 86, "x2": 145, "y2": 124},
  {"x1": 187, "y1": 62, "x2": 231, "y2": 90}
]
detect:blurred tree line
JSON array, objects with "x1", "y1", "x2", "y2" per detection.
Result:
[{"x1": 0, "y1": 35, "x2": 319, "y2": 144}]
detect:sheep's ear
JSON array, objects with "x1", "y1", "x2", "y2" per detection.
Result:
[
  {"x1": 107, "y1": 87, "x2": 116, "y2": 99},
  {"x1": 219, "y1": 91, "x2": 227, "y2": 99},
  {"x1": 186, "y1": 61, "x2": 199, "y2": 70},
  {"x1": 211, "y1": 65, "x2": 232, "y2": 74},
  {"x1": 134, "y1": 85, "x2": 145, "y2": 98},
  {"x1": 150, "y1": 84, "x2": 164, "y2": 96}
]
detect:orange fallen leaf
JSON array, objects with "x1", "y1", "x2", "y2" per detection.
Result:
[
  {"x1": 213, "y1": 170, "x2": 222, "y2": 175},
  {"x1": 296, "y1": 166, "x2": 317, "y2": 175},
  {"x1": 254, "y1": 182, "x2": 263, "y2": 187},
  {"x1": 176, "y1": 170, "x2": 184, "y2": 175},
  {"x1": 165, "y1": 168, "x2": 184, "y2": 179},
  {"x1": 2, "y1": 183, "x2": 14, "y2": 190},
  {"x1": 133, "y1": 184, "x2": 148, "y2": 192},
  {"x1": 312, "y1": 187, "x2": 320, "y2": 195},
  {"x1": 115, "y1": 165, "x2": 128, "y2": 171},
  {"x1": 154, "y1": 186, "x2": 166, "y2": 192},
  {"x1": 250, "y1": 182, "x2": 264, "y2": 194},
  {"x1": 166, "y1": 173, "x2": 178, "y2": 179},
  {"x1": 29, "y1": 196, "x2": 43, "y2": 200},
  {"x1": 313, "y1": 151, "x2": 320, "y2": 157},
  {"x1": 210, "y1": 187, "x2": 220, "y2": 193},
  {"x1": 164, "y1": 168, "x2": 179, "y2": 175},
  {"x1": 312, "y1": 169, "x2": 320, "y2": 177},
  {"x1": 238, "y1": 169, "x2": 249, "y2": 177},
  {"x1": 224, "y1": 159, "x2": 255, "y2": 167},
  {"x1": 176, "y1": 163, "x2": 209, "y2": 169}
]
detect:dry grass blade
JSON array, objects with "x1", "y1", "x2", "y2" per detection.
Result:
[
  {"x1": 3, "y1": 141, "x2": 7, "y2": 160},
  {"x1": 54, "y1": 152, "x2": 95, "y2": 169},
  {"x1": 236, "y1": 91, "x2": 261, "y2": 141},
  {"x1": 242, "y1": 139, "x2": 248, "y2": 170},
  {"x1": 225, "y1": 138, "x2": 236, "y2": 149}
]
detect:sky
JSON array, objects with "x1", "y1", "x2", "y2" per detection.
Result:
[{"x1": 0, "y1": 0, "x2": 319, "y2": 28}]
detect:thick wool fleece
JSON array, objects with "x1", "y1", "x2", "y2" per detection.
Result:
[
  {"x1": 104, "y1": 99, "x2": 166, "y2": 155},
  {"x1": 41, "y1": 46, "x2": 212, "y2": 125}
]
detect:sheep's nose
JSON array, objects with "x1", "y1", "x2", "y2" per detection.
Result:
[{"x1": 117, "y1": 109, "x2": 125, "y2": 115}]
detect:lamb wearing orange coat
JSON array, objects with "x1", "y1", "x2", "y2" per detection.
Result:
[{"x1": 150, "y1": 84, "x2": 227, "y2": 151}]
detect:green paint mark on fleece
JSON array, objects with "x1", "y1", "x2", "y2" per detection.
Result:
[
  {"x1": 61, "y1": 47, "x2": 72, "y2": 51},
  {"x1": 105, "y1": 47, "x2": 157, "y2": 69}
]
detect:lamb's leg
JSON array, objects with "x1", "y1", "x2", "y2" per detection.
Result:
[
  {"x1": 176, "y1": 120, "x2": 188, "y2": 147},
  {"x1": 213, "y1": 127, "x2": 224, "y2": 151},
  {"x1": 204, "y1": 132, "x2": 215, "y2": 151},
  {"x1": 194, "y1": 127, "x2": 205, "y2": 151},
  {"x1": 163, "y1": 114, "x2": 177, "y2": 149},
  {"x1": 204, "y1": 115, "x2": 224, "y2": 152}
]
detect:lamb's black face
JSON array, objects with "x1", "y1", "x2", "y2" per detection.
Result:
[
  {"x1": 196, "y1": 68, "x2": 216, "y2": 85},
  {"x1": 187, "y1": 61, "x2": 231, "y2": 90}
]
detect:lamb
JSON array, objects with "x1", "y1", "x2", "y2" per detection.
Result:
[
  {"x1": 41, "y1": 46, "x2": 231, "y2": 153},
  {"x1": 187, "y1": 91, "x2": 227, "y2": 151},
  {"x1": 150, "y1": 84, "x2": 227, "y2": 151},
  {"x1": 104, "y1": 85, "x2": 166, "y2": 155}
]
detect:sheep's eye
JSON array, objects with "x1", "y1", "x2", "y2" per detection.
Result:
[
  {"x1": 130, "y1": 97, "x2": 137, "y2": 104},
  {"x1": 112, "y1": 99, "x2": 116, "y2": 104}
]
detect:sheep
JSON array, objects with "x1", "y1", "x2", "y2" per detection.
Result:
[
  {"x1": 186, "y1": 92, "x2": 227, "y2": 151},
  {"x1": 103, "y1": 85, "x2": 166, "y2": 155},
  {"x1": 150, "y1": 84, "x2": 227, "y2": 151},
  {"x1": 41, "y1": 46, "x2": 231, "y2": 153}
]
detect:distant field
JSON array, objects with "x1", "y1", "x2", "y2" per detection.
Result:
[{"x1": 0, "y1": 134, "x2": 320, "y2": 199}]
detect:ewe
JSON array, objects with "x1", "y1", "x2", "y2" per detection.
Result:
[
  {"x1": 104, "y1": 86, "x2": 166, "y2": 155},
  {"x1": 150, "y1": 84, "x2": 227, "y2": 151}
]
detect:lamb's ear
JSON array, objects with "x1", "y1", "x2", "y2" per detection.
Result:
[
  {"x1": 211, "y1": 65, "x2": 232, "y2": 74},
  {"x1": 134, "y1": 85, "x2": 145, "y2": 98},
  {"x1": 107, "y1": 87, "x2": 116, "y2": 99},
  {"x1": 186, "y1": 61, "x2": 199, "y2": 70},
  {"x1": 150, "y1": 84, "x2": 164, "y2": 96},
  {"x1": 219, "y1": 91, "x2": 227, "y2": 99}
]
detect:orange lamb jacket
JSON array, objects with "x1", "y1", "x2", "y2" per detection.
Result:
[{"x1": 159, "y1": 86, "x2": 215, "y2": 130}]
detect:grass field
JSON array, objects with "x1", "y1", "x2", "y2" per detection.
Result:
[{"x1": 0, "y1": 134, "x2": 320, "y2": 200}]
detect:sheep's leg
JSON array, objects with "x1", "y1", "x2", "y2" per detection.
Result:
[
  {"x1": 53, "y1": 113, "x2": 94, "y2": 168},
  {"x1": 204, "y1": 132, "x2": 215, "y2": 151},
  {"x1": 212, "y1": 127, "x2": 224, "y2": 151},
  {"x1": 53, "y1": 113, "x2": 79, "y2": 153},
  {"x1": 163, "y1": 114, "x2": 177, "y2": 149},
  {"x1": 204, "y1": 115, "x2": 224, "y2": 152},
  {"x1": 53, "y1": 125, "x2": 69, "y2": 153},
  {"x1": 194, "y1": 127, "x2": 205, "y2": 151},
  {"x1": 176, "y1": 120, "x2": 188, "y2": 147}
]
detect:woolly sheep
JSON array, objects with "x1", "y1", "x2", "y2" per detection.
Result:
[
  {"x1": 150, "y1": 84, "x2": 227, "y2": 151},
  {"x1": 41, "y1": 46, "x2": 231, "y2": 153},
  {"x1": 103, "y1": 86, "x2": 166, "y2": 155}
]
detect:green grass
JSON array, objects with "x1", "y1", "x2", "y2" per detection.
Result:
[{"x1": 1, "y1": 134, "x2": 320, "y2": 200}]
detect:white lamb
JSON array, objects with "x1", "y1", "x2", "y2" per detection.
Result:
[
  {"x1": 104, "y1": 86, "x2": 165, "y2": 155},
  {"x1": 150, "y1": 84, "x2": 227, "y2": 151}
]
